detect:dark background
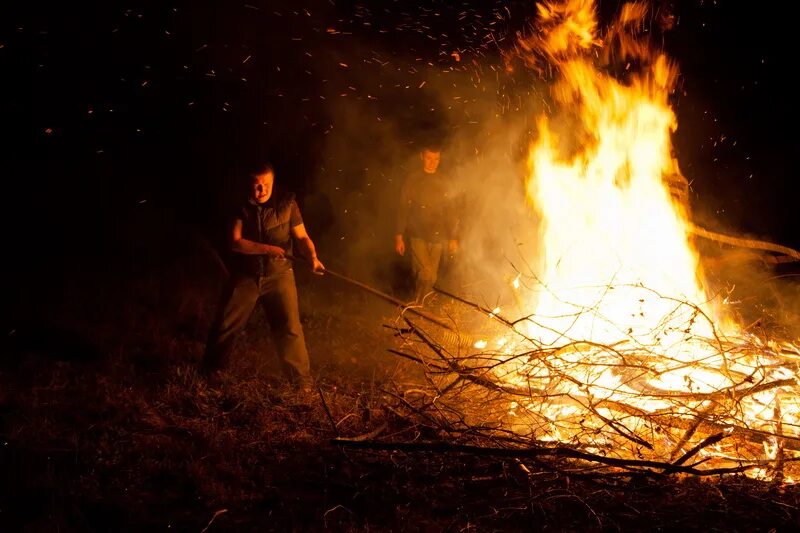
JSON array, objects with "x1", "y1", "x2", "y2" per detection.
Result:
[
  {"x1": 3, "y1": 3, "x2": 800, "y2": 528},
  {"x1": 0, "y1": 0, "x2": 796, "y2": 313}
]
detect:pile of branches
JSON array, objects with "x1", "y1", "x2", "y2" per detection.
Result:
[{"x1": 339, "y1": 287, "x2": 800, "y2": 481}]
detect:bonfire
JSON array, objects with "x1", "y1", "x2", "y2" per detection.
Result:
[{"x1": 363, "y1": 0, "x2": 800, "y2": 482}]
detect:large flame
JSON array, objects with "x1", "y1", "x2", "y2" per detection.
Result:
[
  {"x1": 469, "y1": 0, "x2": 800, "y2": 479},
  {"x1": 523, "y1": 1, "x2": 721, "y2": 348}
]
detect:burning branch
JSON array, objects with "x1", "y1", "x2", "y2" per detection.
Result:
[
  {"x1": 374, "y1": 284, "x2": 800, "y2": 481},
  {"x1": 322, "y1": 0, "x2": 800, "y2": 484}
]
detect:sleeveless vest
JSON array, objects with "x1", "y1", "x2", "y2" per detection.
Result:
[{"x1": 231, "y1": 192, "x2": 300, "y2": 277}]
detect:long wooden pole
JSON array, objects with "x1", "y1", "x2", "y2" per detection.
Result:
[{"x1": 289, "y1": 256, "x2": 456, "y2": 331}]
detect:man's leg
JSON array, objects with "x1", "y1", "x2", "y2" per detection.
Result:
[
  {"x1": 203, "y1": 276, "x2": 260, "y2": 372},
  {"x1": 427, "y1": 241, "x2": 443, "y2": 292},
  {"x1": 260, "y1": 269, "x2": 312, "y2": 382},
  {"x1": 410, "y1": 238, "x2": 442, "y2": 304}
]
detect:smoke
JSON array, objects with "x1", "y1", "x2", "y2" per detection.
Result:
[
  {"x1": 309, "y1": 73, "x2": 550, "y2": 310},
  {"x1": 694, "y1": 227, "x2": 800, "y2": 341},
  {"x1": 294, "y1": 0, "x2": 800, "y2": 341},
  {"x1": 294, "y1": 4, "x2": 550, "y2": 309},
  {"x1": 438, "y1": 111, "x2": 543, "y2": 307}
]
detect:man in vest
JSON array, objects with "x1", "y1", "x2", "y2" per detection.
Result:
[{"x1": 203, "y1": 163, "x2": 324, "y2": 391}]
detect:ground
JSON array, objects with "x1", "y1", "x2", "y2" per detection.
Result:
[{"x1": 3, "y1": 245, "x2": 800, "y2": 531}]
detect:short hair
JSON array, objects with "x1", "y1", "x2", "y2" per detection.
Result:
[
  {"x1": 250, "y1": 162, "x2": 275, "y2": 178},
  {"x1": 421, "y1": 142, "x2": 443, "y2": 153}
]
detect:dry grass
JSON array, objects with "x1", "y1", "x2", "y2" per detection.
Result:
[{"x1": 3, "y1": 266, "x2": 800, "y2": 531}]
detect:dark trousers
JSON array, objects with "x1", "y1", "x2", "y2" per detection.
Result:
[
  {"x1": 204, "y1": 269, "x2": 311, "y2": 379},
  {"x1": 409, "y1": 238, "x2": 443, "y2": 304}
]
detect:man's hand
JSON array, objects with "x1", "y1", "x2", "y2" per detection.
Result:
[
  {"x1": 310, "y1": 256, "x2": 325, "y2": 275},
  {"x1": 448, "y1": 239, "x2": 459, "y2": 255},
  {"x1": 265, "y1": 245, "x2": 286, "y2": 259},
  {"x1": 395, "y1": 234, "x2": 406, "y2": 256}
]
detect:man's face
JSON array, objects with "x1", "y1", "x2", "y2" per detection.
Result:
[
  {"x1": 252, "y1": 171, "x2": 274, "y2": 203},
  {"x1": 421, "y1": 149, "x2": 441, "y2": 174}
]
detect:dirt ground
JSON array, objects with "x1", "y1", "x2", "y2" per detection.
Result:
[{"x1": 3, "y1": 246, "x2": 800, "y2": 531}]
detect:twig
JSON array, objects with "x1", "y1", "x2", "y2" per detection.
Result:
[
  {"x1": 403, "y1": 317, "x2": 543, "y2": 395},
  {"x1": 393, "y1": 276, "x2": 800, "y2": 477},
  {"x1": 671, "y1": 431, "x2": 727, "y2": 467},
  {"x1": 584, "y1": 400, "x2": 654, "y2": 450},
  {"x1": 433, "y1": 285, "x2": 515, "y2": 328},
  {"x1": 335, "y1": 422, "x2": 389, "y2": 442},
  {"x1": 669, "y1": 401, "x2": 716, "y2": 462},
  {"x1": 387, "y1": 349, "x2": 448, "y2": 371},
  {"x1": 331, "y1": 438, "x2": 763, "y2": 476},
  {"x1": 773, "y1": 397, "x2": 785, "y2": 483},
  {"x1": 689, "y1": 223, "x2": 800, "y2": 261},
  {"x1": 317, "y1": 387, "x2": 339, "y2": 437}
]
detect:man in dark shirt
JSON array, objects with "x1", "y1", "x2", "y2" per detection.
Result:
[
  {"x1": 395, "y1": 144, "x2": 459, "y2": 305},
  {"x1": 204, "y1": 163, "x2": 324, "y2": 391}
]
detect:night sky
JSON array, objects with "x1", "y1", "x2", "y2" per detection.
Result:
[{"x1": 1, "y1": 0, "x2": 797, "y2": 297}]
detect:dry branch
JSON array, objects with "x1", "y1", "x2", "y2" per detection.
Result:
[
  {"x1": 331, "y1": 438, "x2": 774, "y2": 477},
  {"x1": 382, "y1": 284, "x2": 800, "y2": 480}
]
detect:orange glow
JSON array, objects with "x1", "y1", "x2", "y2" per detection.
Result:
[{"x1": 483, "y1": 0, "x2": 800, "y2": 480}]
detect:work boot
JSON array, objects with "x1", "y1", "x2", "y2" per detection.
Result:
[{"x1": 292, "y1": 374, "x2": 315, "y2": 394}]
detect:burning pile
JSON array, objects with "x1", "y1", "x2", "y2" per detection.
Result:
[{"x1": 388, "y1": 0, "x2": 800, "y2": 480}]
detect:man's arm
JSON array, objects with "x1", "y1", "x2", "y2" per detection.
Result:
[
  {"x1": 291, "y1": 223, "x2": 325, "y2": 274},
  {"x1": 230, "y1": 218, "x2": 286, "y2": 258},
  {"x1": 446, "y1": 182, "x2": 461, "y2": 254}
]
